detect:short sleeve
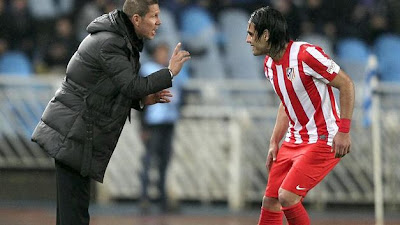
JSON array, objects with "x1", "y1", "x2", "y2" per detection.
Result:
[{"x1": 301, "y1": 45, "x2": 340, "y2": 84}]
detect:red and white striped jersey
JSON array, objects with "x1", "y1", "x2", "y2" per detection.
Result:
[{"x1": 264, "y1": 41, "x2": 341, "y2": 146}]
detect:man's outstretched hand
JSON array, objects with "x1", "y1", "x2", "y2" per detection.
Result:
[{"x1": 143, "y1": 89, "x2": 173, "y2": 106}]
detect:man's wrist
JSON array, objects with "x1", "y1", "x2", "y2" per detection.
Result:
[
  {"x1": 269, "y1": 138, "x2": 279, "y2": 146},
  {"x1": 338, "y1": 118, "x2": 351, "y2": 133},
  {"x1": 168, "y1": 68, "x2": 174, "y2": 80}
]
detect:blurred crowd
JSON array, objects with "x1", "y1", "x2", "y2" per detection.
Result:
[{"x1": 0, "y1": 0, "x2": 399, "y2": 77}]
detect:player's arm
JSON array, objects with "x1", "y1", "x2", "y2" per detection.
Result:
[
  {"x1": 328, "y1": 69, "x2": 355, "y2": 158},
  {"x1": 328, "y1": 69, "x2": 355, "y2": 122},
  {"x1": 267, "y1": 103, "x2": 289, "y2": 170},
  {"x1": 270, "y1": 103, "x2": 290, "y2": 145}
]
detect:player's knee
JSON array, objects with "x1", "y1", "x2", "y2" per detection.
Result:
[
  {"x1": 261, "y1": 196, "x2": 280, "y2": 211},
  {"x1": 278, "y1": 188, "x2": 301, "y2": 207}
]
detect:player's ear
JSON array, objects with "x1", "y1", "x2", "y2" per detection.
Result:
[{"x1": 263, "y1": 29, "x2": 269, "y2": 41}]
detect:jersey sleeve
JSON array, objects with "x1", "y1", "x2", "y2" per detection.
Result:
[{"x1": 301, "y1": 45, "x2": 340, "y2": 84}]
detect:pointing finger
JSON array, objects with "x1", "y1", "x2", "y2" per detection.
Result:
[{"x1": 173, "y1": 42, "x2": 181, "y2": 56}]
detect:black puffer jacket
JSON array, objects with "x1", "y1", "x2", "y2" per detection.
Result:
[{"x1": 32, "y1": 10, "x2": 172, "y2": 182}]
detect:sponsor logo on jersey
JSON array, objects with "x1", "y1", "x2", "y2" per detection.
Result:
[{"x1": 326, "y1": 59, "x2": 339, "y2": 74}]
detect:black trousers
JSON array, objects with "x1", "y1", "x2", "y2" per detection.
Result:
[{"x1": 55, "y1": 161, "x2": 91, "y2": 225}]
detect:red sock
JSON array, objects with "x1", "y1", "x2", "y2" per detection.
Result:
[
  {"x1": 281, "y1": 202, "x2": 310, "y2": 225},
  {"x1": 257, "y1": 207, "x2": 283, "y2": 225}
]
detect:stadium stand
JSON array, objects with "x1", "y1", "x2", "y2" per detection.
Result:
[
  {"x1": 180, "y1": 6, "x2": 226, "y2": 79},
  {"x1": 374, "y1": 33, "x2": 400, "y2": 82},
  {"x1": 336, "y1": 37, "x2": 370, "y2": 82},
  {"x1": 0, "y1": 51, "x2": 33, "y2": 76},
  {"x1": 219, "y1": 8, "x2": 262, "y2": 79}
]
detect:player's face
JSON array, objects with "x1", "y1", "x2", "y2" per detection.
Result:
[
  {"x1": 132, "y1": 4, "x2": 161, "y2": 40},
  {"x1": 246, "y1": 23, "x2": 269, "y2": 56}
]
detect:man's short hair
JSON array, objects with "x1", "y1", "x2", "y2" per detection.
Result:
[{"x1": 123, "y1": 0, "x2": 158, "y2": 18}]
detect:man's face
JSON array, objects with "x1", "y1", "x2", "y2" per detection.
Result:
[
  {"x1": 246, "y1": 22, "x2": 269, "y2": 56},
  {"x1": 133, "y1": 4, "x2": 161, "y2": 40}
]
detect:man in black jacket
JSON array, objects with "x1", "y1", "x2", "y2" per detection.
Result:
[{"x1": 31, "y1": 0, "x2": 190, "y2": 224}]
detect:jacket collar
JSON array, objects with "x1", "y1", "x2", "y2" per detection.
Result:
[{"x1": 109, "y1": 10, "x2": 144, "y2": 52}]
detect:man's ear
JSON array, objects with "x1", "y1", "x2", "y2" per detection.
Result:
[
  {"x1": 131, "y1": 14, "x2": 141, "y2": 27},
  {"x1": 262, "y1": 29, "x2": 269, "y2": 41}
]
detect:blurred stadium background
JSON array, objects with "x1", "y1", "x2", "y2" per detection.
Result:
[{"x1": 1, "y1": 0, "x2": 400, "y2": 224}]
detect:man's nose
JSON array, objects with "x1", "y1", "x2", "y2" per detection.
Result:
[{"x1": 245, "y1": 35, "x2": 251, "y2": 43}]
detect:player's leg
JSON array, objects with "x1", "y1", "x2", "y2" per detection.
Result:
[
  {"x1": 279, "y1": 188, "x2": 309, "y2": 225},
  {"x1": 257, "y1": 146, "x2": 293, "y2": 225},
  {"x1": 257, "y1": 196, "x2": 283, "y2": 225},
  {"x1": 279, "y1": 142, "x2": 341, "y2": 225}
]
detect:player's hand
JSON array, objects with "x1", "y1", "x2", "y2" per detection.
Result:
[
  {"x1": 266, "y1": 143, "x2": 279, "y2": 171},
  {"x1": 168, "y1": 42, "x2": 191, "y2": 76},
  {"x1": 143, "y1": 89, "x2": 172, "y2": 105},
  {"x1": 332, "y1": 132, "x2": 351, "y2": 158}
]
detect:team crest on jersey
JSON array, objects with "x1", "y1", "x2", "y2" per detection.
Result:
[{"x1": 286, "y1": 67, "x2": 295, "y2": 81}]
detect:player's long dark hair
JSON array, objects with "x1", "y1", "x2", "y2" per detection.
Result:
[{"x1": 249, "y1": 6, "x2": 290, "y2": 58}]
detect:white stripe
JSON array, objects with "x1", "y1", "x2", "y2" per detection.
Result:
[
  {"x1": 285, "y1": 123, "x2": 293, "y2": 143},
  {"x1": 290, "y1": 42, "x2": 318, "y2": 144},
  {"x1": 276, "y1": 64, "x2": 303, "y2": 144},
  {"x1": 266, "y1": 58, "x2": 276, "y2": 92}
]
